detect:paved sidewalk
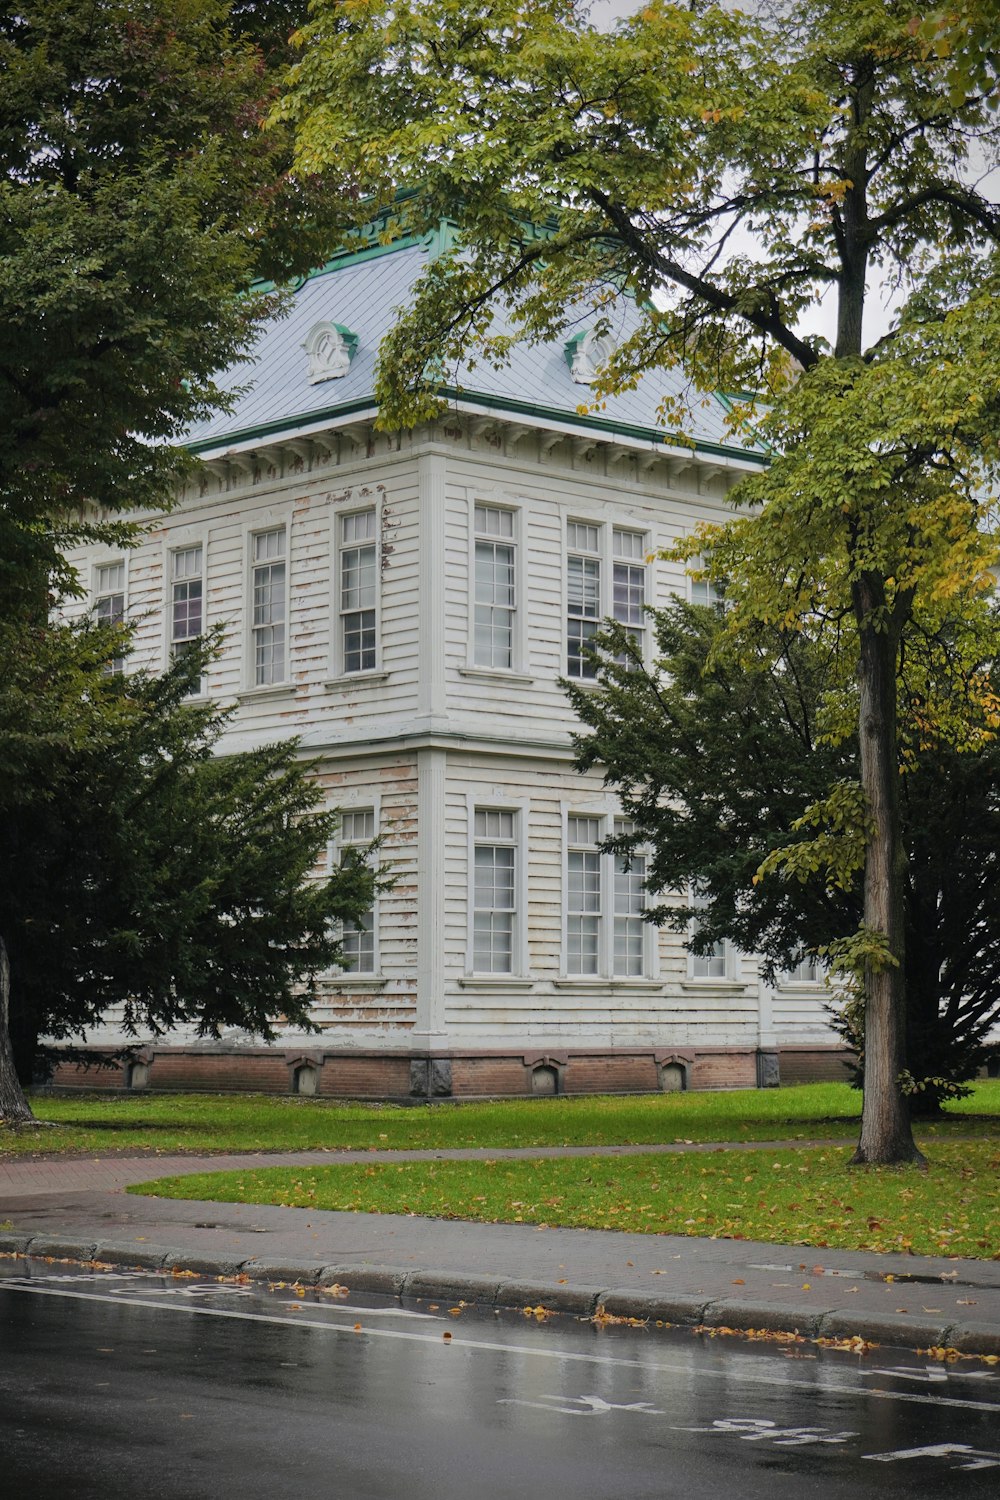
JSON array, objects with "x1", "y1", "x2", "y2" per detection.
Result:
[{"x1": 2, "y1": 1146, "x2": 999, "y2": 1356}]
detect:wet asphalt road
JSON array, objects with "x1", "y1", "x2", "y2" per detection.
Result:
[{"x1": 1, "y1": 1263, "x2": 998, "y2": 1499}]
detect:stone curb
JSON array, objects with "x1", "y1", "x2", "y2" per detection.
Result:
[{"x1": 3, "y1": 1237, "x2": 1000, "y2": 1357}]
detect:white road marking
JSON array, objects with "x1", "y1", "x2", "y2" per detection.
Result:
[
  {"x1": 675, "y1": 1418, "x2": 857, "y2": 1446},
  {"x1": 864, "y1": 1443, "x2": 1000, "y2": 1469},
  {"x1": 499, "y1": 1395, "x2": 664, "y2": 1417},
  {"x1": 1, "y1": 1279, "x2": 998, "y2": 1416},
  {"x1": 871, "y1": 1364, "x2": 996, "y2": 1384}
]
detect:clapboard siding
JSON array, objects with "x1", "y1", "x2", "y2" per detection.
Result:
[
  {"x1": 60, "y1": 420, "x2": 834, "y2": 1071},
  {"x1": 435, "y1": 750, "x2": 765, "y2": 1048}
]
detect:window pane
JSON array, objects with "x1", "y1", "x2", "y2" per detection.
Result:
[
  {"x1": 342, "y1": 510, "x2": 376, "y2": 545},
  {"x1": 341, "y1": 910, "x2": 375, "y2": 973},
  {"x1": 567, "y1": 915, "x2": 600, "y2": 975},
  {"x1": 253, "y1": 562, "x2": 285, "y2": 627},
  {"x1": 567, "y1": 815, "x2": 601, "y2": 846},
  {"x1": 613, "y1": 528, "x2": 645, "y2": 560},
  {"x1": 96, "y1": 561, "x2": 125, "y2": 594},
  {"x1": 475, "y1": 504, "x2": 514, "y2": 538},
  {"x1": 254, "y1": 529, "x2": 284, "y2": 562},
  {"x1": 567, "y1": 522, "x2": 599, "y2": 553},
  {"x1": 339, "y1": 808, "x2": 376, "y2": 973},
  {"x1": 341, "y1": 544, "x2": 377, "y2": 611},
  {"x1": 613, "y1": 853, "x2": 645, "y2": 977},
  {"x1": 612, "y1": 562, "x2": 645, "y2": 628},
  {"x1": 473, "y1": 912, "x2": 513, "y2": 972},
  {"x1": 172, "y1": 578, "x2": 203, "y2": 642},
  {"x1": 341, "y1": 809, "x2": 376, "y2": 844},
  {"x1": 691, "y1": 889, "x2": 725, "y2": 977},
  {"x1": 474, "y1": 539, "x2": 515, "y2": 668},
  {"x1": 473, "y1": 810, "x2": 516, "y2": 974},
  {"x1": 475, "y1": 809, "x2": 515, "y2": 841},
  {"x1": 252, "y1": 530, "x2": 287, "y2": 686},
  {"x1": 567, "y1": 554, "x2": 600, "y2": 678}
]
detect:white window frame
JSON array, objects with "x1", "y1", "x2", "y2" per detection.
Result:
[
  {"x1": 333, "y1": 800, "x2": 381, "y2": 977},
  {"x1": 688, "y1": 552, "x2": 723, "y2": 607},
  {"x1": 466, "y1": 797, "x2": 528, "y2": 977},
  {"x1": 167, "y1": 539, "x2": 206, "y2": 694},
  {"x1": 468, "y1": 499, "x2": 522, "y2": 673},
  {"x1": 565, "y1": 519, "x2": 649, "y2": 679},
  {"x1": 335, "y1": 504, "x2": 381, "y2": 678},
  {"x1": 783, "y1": 955, "x2": 825, "y2": 985},
  {"x1": 688, "y1": 887, "x2": 733, "y2": 981},
  {"x1": 560, "y1": 807, "x2": 654, "y2": 980},
  {"x1": 245, "y1": 521, "x2": 290, "y2": 690},
  {"x1": 93, "y1": 557, "x2": 128, "y2": 674}
]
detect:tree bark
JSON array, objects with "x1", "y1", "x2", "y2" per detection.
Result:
[
  {"x1": 849, "y1": 603, "x2": 923, "y2": 1165},
  {"x1": 0, "y1": 935, "x2": 36, "y2": 1125}
]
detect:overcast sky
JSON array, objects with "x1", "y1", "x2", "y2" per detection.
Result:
[{"x1": 581, "y1": 0, "x2": 996, "y2": 350}]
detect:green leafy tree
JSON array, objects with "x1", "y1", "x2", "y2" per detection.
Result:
[
  {"x1": 0, "y1": 0, "x2": 363, "y2": 1125},
  {"x1": 0, "y1": 630, "x2": 380, "y2": 1126},
  {"x1": 0, "y1": 0, "x2": 345, "y2": 580},
  {"x1": 569, "y1": 603, "x2": 1000, "y2": 1114},
  {"x1": 280, "y1": 0, "x2": 1000, "y2": 1163}
]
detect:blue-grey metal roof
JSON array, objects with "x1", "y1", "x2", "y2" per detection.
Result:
[{"x1": 185, "y1": 239, "x2": 761, "y2": 460}]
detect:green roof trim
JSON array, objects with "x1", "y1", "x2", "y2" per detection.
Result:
[{"x1": 186, "y1": 388, "x2": 767, "y2": 466}]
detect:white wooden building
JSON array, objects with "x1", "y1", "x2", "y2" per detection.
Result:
[{"x1": 57, "y1": 220, "x2": 845, "y2": 1098}]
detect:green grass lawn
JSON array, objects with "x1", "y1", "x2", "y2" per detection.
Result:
[
  {"x1": 131, "y1": 1139, "x2": 1000, "y2": 1260},
  {"x1": 3, "y1": 1079, "x2": 997, "y2": 1157}
]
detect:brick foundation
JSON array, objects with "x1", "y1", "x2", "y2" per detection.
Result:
[
  {"x1": 44, "y1": 1043, "x2": 800, "y2": 1100},
  {"x1": 777, "y1": 1046, "x2": 855, "y2": 1085}
]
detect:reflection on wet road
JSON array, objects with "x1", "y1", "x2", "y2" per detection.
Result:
[{"x1": 1, "y1": 1261, "x2": 998, "y2": 1498}]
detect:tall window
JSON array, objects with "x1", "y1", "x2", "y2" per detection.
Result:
[
  {"x1": 566, "y1": 522, "x2": 601, "y2": 678},
  {"x1": 567, "y1": 815, "x2": 602, "y2": 974},
  {"x1": 566, "y1": 814, "x2": 648, "y2": 977},
  {"x1": 340, "y1": 510, "x2": 377, "y2": 673},
  {"x1": 473, "y1": 504, "x2": 515, "y2": 668},
  {"x1": 251, "y1": 528, "x2": 286, "y2": 686},
  {"x1": 170, "y1": 544, "x2": 204, "y2": 692},
  {"x1": 94, "y1": 560, "x2": 126, "y2": 674},
  {"x1": 789, "y1": 955, "x2": 823, "y2": 983},
  {"x1": 472, "y1": 808, "x2": 517, "y2": 972},
  {"x1": 690, "y1": 555, "x2": 723, "y2": 606},
  {"x1": 690, "y1": 889, "x2": 726, "y2": 978},
  {"x1": 339, "y1": 809, "x2": 376, "y2": 974},
  {"x1": 612, "y1": 529, "x2": 646, "y2": 659},
  {"x1": 613, "y1": 818, "x2": 646, "y2": 977}
]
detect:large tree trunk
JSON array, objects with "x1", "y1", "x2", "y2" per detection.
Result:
[
  {"x1": 0, "y1": 935, "x2": 36, "y2": 1125},
  {"x1": 850, "y1": 606, "x2": 923, "y2": 1165}
]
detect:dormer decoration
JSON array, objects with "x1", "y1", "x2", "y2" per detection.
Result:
[
  {"x1": 565, "y1": 327, "x2": 617, "y2": 385},
  {"x1": 304, "y1": 321, "x2": 359, "y2": 383}
]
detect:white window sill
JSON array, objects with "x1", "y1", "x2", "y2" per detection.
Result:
[
  {"x1": 552, "y1": 977, "x2": 662, "y2": 990},
  {"x1": 328, "y1": 975, "x2": 386, "y2": 991},
  {"x1": 458, "y1": 667, "x2": 534, "y2": 686},
  {"x1": 325, "y1": 671, "x2": 390, "y2": 689},
  {"x1": 238, "y1": 683, "x2": 297, "y2": 703},
  {"x1": 457, "y1": 975, "x2": 535, "y2": 989},
  {"x1": 678, "y1": 979, "x2": 750, "y2": 992}
]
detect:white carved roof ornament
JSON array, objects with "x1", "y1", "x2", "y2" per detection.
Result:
[
  {"x1": 565, "y1": 326, "x2": 617, "y2": 385},
  {"x1": 304, "y1": 321, "x2": 359, "y2": 383}
]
